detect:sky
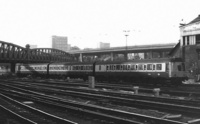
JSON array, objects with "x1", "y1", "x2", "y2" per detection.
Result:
[{"x1": 0, "y1": 0, "x2": 200, "y2": 49}]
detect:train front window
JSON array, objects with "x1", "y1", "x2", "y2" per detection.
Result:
[{"x1": 156, "y1": 64, "x2": 162, "y2": 70}]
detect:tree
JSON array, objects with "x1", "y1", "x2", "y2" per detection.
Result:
[{"x1": 71, "y1": 46, "x2": 80, "y2": 50}]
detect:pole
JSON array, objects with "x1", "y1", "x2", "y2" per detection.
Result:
[
  {"x1": 125, "y1": 34, "x2": 128, "y2": 60},
  {"x1": 123, "y1": 30, "x2": 130, "y2": 60}
]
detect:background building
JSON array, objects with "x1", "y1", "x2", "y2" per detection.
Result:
[
  {"x1": 52, "y1": 35, "x2": 69, "y2": 51},
  {"x1": 97, "y1": 42, "x2": 110, "y2": 49},
  {"x1": 29, "y1": 45, "x2": 37, "y2": 49}
]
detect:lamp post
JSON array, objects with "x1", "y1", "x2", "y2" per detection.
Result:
[{"x1": 123, "y1": 30, "x2": 130, "y2": 60}]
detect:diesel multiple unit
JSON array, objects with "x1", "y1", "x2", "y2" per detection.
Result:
[{"x1": 14, "y1": 58, "x2": 188, "y2": 85}]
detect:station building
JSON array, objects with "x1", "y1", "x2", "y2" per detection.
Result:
[
  {"x1": 70, "y1": 43, "x2": 176, "y2": 62},
  {"x1": 173, "y1": 15, "x2": 200, "y2": 79}
]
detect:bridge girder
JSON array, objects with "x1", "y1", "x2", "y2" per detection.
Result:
[{"x1": 0, "y1": 41, "x2": 73, "y2": 63}]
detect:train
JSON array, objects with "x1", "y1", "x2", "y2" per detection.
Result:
[
  {"x1": 14, "y1": 57, "x2": 188, "y2": 85},
  {"x1": 0, "y1": 63, "x2": 11, "y2": 76}
]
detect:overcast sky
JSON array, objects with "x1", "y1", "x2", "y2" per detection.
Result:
[{"x1": 0, "y1": 0, "x2": 199, "y2": 49}]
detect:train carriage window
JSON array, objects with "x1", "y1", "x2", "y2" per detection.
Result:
[
  {"x1": 120, "y1": 65, "x2": 123, "y2": 70},
  {"x1": 147, "y1": 64, "x2": 153, "y2": 70},
  {"x1": 131, "y1": 65, "x2": 135, "y2": 70},
  {"x1": 99, "y1": 65, "x2": 101, "y2": 70},
  {"x1": 135, "y1": 65, "x2": 138, "y2": 70},
  {"x1": 116, "y1": 65, "x2": 120, "y2": 70},
  {"x1": 110, "y1": 65, "x2": 113, "y2": 70},
  {"x1": 61, "y1": 67, "x2": 64, "y2": 70},
  {"x1": 153, "y1": 65, "x2": 156, "y2": 70},
  {"x1": 156, "y1": 64, "x2": 162, "y2": 70},
  {"x1": 123, "y1": 65, "x2": 127, "y2": 70},
  {"x1": 144, "y1": 65, "x2": 147, "y2": 70},
  {"x1": 127, "y1": 65, "x2": 131, "y2": 70},
  {"x1": 106, "y1": 65, "x2": 110, "y2": 70},
  {"x1": 122, "y1": 65, "x2": 125, "y2": 70},
  {"x1": 113, "y1": 65, "x2": 116, "y2": 70},
  {"x1": 138, "y1": 64, "x2": 143, "y2": 70}
]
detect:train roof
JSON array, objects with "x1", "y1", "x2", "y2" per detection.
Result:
[
  {"x1": 50, "y1": 62, "x2": 93, "y2": 65},
  {"x1": 49, "y1": 58, "x2": 183, "y2": 65},
  {"x1": 16, "y1": 63, "x2": 49, "y2": 66}
]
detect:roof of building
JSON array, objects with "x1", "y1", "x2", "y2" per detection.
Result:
[
  {"x1": 69, "y1": 43, "x2": 176, "y2": 54},
  {"x1": 187, "y1": 14, "x2": 200, "y2": 25}
]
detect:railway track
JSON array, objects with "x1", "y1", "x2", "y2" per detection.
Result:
[
  {"x1": 11, "y1": 78, "x2": 200, "y2": 98},
  {"x1": 0, "y1": 80, "x2": 200, "y2": 123},
  {"x1": 0, "y1": 93, "x2": 77, "y2": 124},
  {"x1": 0, "y1": 88, "x2": 188, "y2": 124},
  {"x1": 5, "y1": 79, "x2": 200, "y2": 107}
]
